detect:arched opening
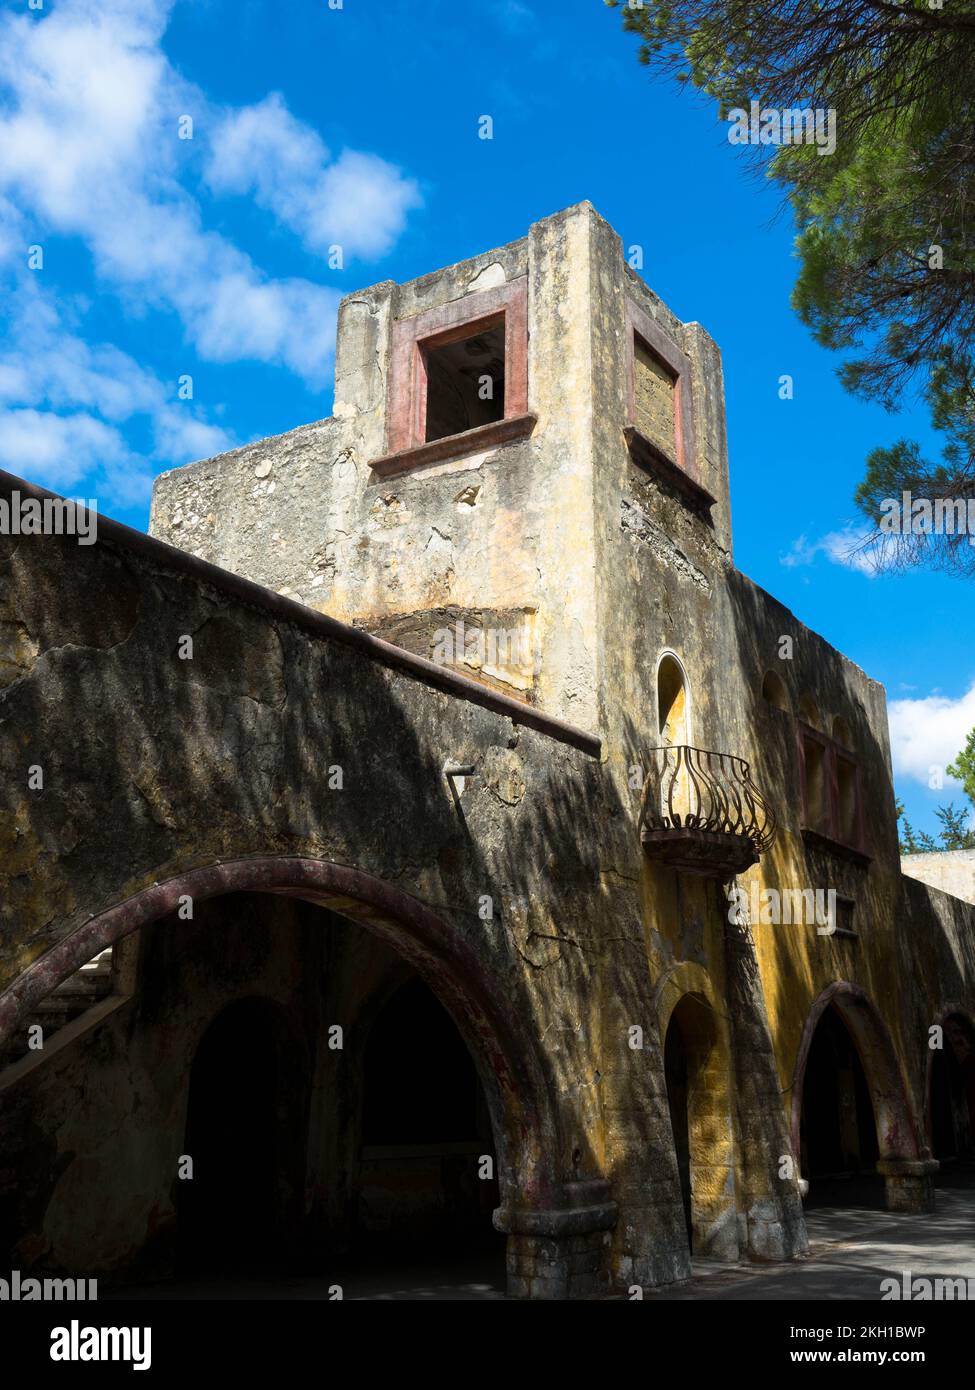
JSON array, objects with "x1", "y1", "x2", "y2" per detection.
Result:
[
  {"x1": 761, "y1": 670, "x2": 790, "y2": 712},
  {"x1": 178, "y1": 997, "x2": 308, "y2": 1273},
  {"x1": 0, "y1": 857, "x2": 565, "y2": 1296},
  {"x1": 930, "y1": 1013, "x2": 975, "y2": 1167},
  {"x1": 657, "y1": 654, "x2": 691, "y2": 822},
  {"x1": 657, "y1": 654, "x2": 689, "y2": 746},
  {"x1": 356, "y1": 976, "x2": 501, "y2": 1258},
  {"x1": 798, "y1": 693, "x2": 819, "y2": 729},
  {"x1": 663, "y1": 993, "x2": 734, "y2": 1256},
  {"x1": 799, "y1": 1004, "x2": 882, "y2": 1207}
]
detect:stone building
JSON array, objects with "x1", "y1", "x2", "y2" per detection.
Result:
[{"x1": 1, "y1": 203, "x2": 974, "y2": 1298}]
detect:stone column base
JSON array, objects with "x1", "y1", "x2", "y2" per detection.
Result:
[
  {"x1": 876, "y1": 1158, "x2": 939, "y2": 1213},
  {"x1": 495, "y1": 1179, "x2": 617, "y2": 1299}
]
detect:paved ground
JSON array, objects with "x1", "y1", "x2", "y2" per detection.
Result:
[
  {"x1": 652, "y1": 1174, "x2": 975, "y2": 1302},
  {"x1": 105, "y1": 1174, "x2": 975, "y2": 1301}
]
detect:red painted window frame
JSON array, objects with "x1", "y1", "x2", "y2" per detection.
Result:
[
  {"x1": 385, "y1": 277, "x2": 529, "y2": 457},
  {"x1": 796, "y1": 719, "x2": 866, "y2": 854},
  {"x1": 624, "y1": 297, "x2": 698, "y2": 483}
]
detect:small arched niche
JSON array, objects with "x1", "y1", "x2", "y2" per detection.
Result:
[
  {"x1": 657, "y1": 653, "x2": 690, "y2": 747},
  {"x1": 832, "y1": 715, "x2": 852, "y2": 748},
  {"x1": 761, "y1": 670, "x2": 790, "y2": 713},
  {"x1": 798, "y1": 693, "x2": 819, "y2": 729}
]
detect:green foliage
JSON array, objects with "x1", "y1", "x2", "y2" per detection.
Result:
[
  {"x1": 609, "y1": 0, "x2": 975, "y2": 575},
  {"x1": 896, "y1": 723, "x2": 975, "y2": 852},
  {"x1": 946, "y1": 727, "x2": 975, "y2": 805}
]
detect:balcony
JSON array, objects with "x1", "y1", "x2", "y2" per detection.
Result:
[{"x1": 638, "y1": 745, "x2": 776, "y2": 878}]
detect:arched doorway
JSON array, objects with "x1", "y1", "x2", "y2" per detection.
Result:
[
  {"x1": 930, "y1": 1013, "x2": 975, "y2": 1166},
  {"x1": 178, "y1": 997, "x2": 308, "y2": 1272},
  {"x1": 355, "y1": 976, "x2": 501, "y2": 1257},
  {"x1": 799, "y1": 1004, "x2": 881, "y2": 1205},
  {"x1": 793, "y1": 985, "x2": 928, "y2": 1210},
  {"x1": 0, "y1": 856, "x2": 569, "y2": 1294},
  {"x1": 662, "y1": 991, "x2": 736, "y2": 1257},
  {"x1": 657, "y1": 652, "x2": 690, "y2": 747}
]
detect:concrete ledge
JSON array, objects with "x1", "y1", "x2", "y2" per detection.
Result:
[
  {"x1": 495, "y1": 1201, "x2": 619, "y2": 1237},
  {"x1": 370, "y1": 412, "x2": 537, "y2": 478}
]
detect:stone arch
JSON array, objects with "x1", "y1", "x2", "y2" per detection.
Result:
[
  {"x1": 654, "y1": 962, "x2": 738, "y2": 1259},
  {"x1": 656, "y1": 650, "x2": 691, "y2": 746},
  {"x1": 791, "y1": 982, "x2": 934, "y2": 1210},
  {"x1": 0, "y1": 855, "x2": 561, "y2": 1220},
  {"x1": 761, "y1": 669, "x2": 790, "y2": 713}
]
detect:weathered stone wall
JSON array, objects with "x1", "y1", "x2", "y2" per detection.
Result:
[
  {"x1": 0, "y1": 514, "x2": 672, "y2": 1294},
  {"x1": 150, "y1": 210, "x2": 602, "y2": 732},
  {"x1": 901, "y1": 849, "x2": 975, "y2": 906},
  {"x1": 5, "y1": 202, "x2": 975, "y2": 1296}
]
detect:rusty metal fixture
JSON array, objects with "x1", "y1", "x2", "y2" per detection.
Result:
[{"x1": 638, "y1": 745, "x2": 776, "y2": 875}]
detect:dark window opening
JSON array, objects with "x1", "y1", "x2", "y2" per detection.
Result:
[
  {"x1": 762, "y1": 670, "x2": 789, "y2": 712},
  {"x1": 801, "y1": 1005, "x2": 881, "y2": 1205},
  {"x1": 834, "y1": 897, "x2": 857, "y2": 936},
  {"x1": 836, "y1": 755, "x2": 858, "y2": 845},
  {"x1": 799, "y1": 723, "x2": 864, "y2": 852},
  {"x1": 363, "y1": 977, "x2": 481, "y2": 1145},
  {"x1": 423, "y1": 322, "x2": 505, "y2": 444},
  {"x1": 931, "y1": 1015, "x2": 975, "y2": 1163},
  {"x1": 358, "y1": 976, "x2": 500, "y2": 1254},
  {"x1": 178, "y1": 998, "x2": 305, "y2": 1272},
  {"x1": 802, "y1": 735, "x2": 829, "y2": 835}
]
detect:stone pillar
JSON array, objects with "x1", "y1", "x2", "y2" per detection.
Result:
[
  {"x1": 723, "y1": 902, "x2": 809, "y2": 1260},
  {"x1": 877, "y1": 1158, "x2": 939, "y2": 1213},
  {"x1": 495, "y1": 1179, "x2": 617, "y2": 1299}
]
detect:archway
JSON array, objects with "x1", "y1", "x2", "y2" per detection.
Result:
[
  {"x1": 355, "y1": 976, "x2": 501, "y2": 1258},
  {"x1": 799, "y1": 1004, "x2": 880, "y2": 1204},
  {"x1": 656, "y1": 653, "x2": 692, "y2": 823},
  {"x1": 793, "y1": 984, "x2": 928, "y2": 1211},
  {"x1": 0, "y1": 856, "x2": 568, "y2": 1293},
  {"x1": 656, "y1": 970, "x2": 737, "y2": 1260},
  {"x1": 178, "y1": 997, "x2": 308, "y2": 1272},
  {"x1": 929, "y1": 1012, "x2": 975, "y2": 1166},
  {"x1": 657, "y1": 652, "x2": 690, "y2": 746}
]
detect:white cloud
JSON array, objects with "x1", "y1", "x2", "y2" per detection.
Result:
[
  {"x1": 206, "y1": 94, "x2": 421, "y2": 260},
  {"x1": 0, "y1": 0, "x2": 418, "y2": 387},
  {"x1": 781, "y1": 525, "x2": 879, "y2": 576},
  {"x1": 0, "y1": 409, "x2": 128, "y2": 487},
  {"x1": 0, "y1": 278, "x2": 234, "y2": 504},
  {"x1": 888, "y1": 681, "x2": 975, "y2": 787},
  {"x1": 0, "y1": 0, "x2": 421, "y2": 505}
]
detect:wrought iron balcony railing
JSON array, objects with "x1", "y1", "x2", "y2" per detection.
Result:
[{"x1": 638, "y1": 744, "x2": 776, "y2": 877}]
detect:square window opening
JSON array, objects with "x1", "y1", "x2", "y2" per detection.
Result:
[
  {"x1": 633, "y1": 334, "x2": 677, "y2": 462},
  {"x1": 834, "y1": 897, "x2": 857, "y2": 936},
  {"x1": 423, "y1": 322, "x2": 506, "y2": 444},
  {"x1": 802, "y1": 735, "x2": 829, "y2": 835},
  {"x1": 836, "y1": 756, "x2": 859, "y2": 845}
]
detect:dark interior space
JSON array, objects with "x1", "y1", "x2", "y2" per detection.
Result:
[
  {"x1": 424, "y1": 322, "x2": 505, "y2": 442},
  {"x1": 178, "y1": 997, "x2": 305, "y2": 1274},
  {"x1": 664, "y1": 1012, "x2": 693, "y2": 1247},
  {"x1": 800, "y1": 1005, "x2": 882, "y2": 1207},
  {"x1": 356, "y1": 975, "x2": 502, "y2": 1258},
  {"x1": 931, "y1": 1014, "x2": 975, "y2": 1164}
]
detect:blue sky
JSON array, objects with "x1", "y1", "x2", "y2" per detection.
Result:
[{"x1": 1, "y1": 0, "x2": 972, "y2": 835}]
